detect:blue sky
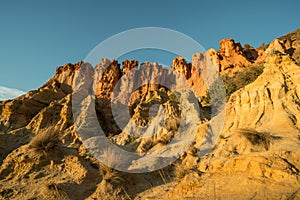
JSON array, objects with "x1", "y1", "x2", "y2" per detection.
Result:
[{"x1": 0, "y1": 0, "x2": 299, "y2": 94}]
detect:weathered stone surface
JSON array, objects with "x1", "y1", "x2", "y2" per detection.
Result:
[{"x1": 1, "y1": 28, "x2": 300, "y2": 199}]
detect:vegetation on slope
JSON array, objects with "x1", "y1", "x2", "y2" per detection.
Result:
[
  {"x1": 203, "y1": 65, "x2": 264, "y2": 105},
  {"x1": 222, "y1": 65, "x2": 264, "y2": 99}
]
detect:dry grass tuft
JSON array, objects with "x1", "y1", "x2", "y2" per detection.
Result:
[
  {"x1": 158, "y1": 169, "x2": 170, "y2": 184},
  {"x1": 96, "y1": 162, "x2": 129, "y2": 199},
  {"x1": 238, "y1": 128, "x2": 273, "y2": 150},
  {"x1": 29, "y1": 127, "x2": 61, "y2": 157},
  {"x1": 99, "y1": 163, "x2": 123, "y2": 185},
  {"x1": 94, "y1": 187, "x2": 129, "y2": 200},
  {"x1": 173, "y1": 161, "x2": 188, "y2": 181},
  {"x1": 41, "y1": 182, "x2": 69, "y2": 200}
]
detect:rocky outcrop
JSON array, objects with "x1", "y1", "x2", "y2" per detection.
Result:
[
  {"x1": 219, "y1": 38, "x2": 244, "y2": 57},
  {"x1": 217, "y1": 38, "x2": 248, "y2": 71},
  {"x1": 206, "y1": 48, "x2": 222, "y2": 71},
  {"x1": 172, "y1": 56, "x2": 192, "y2": 79},
  {"x1": 266, "y1": 38, "x2": 287, "y2": 54},
  {"x1": 0, "y1": 61, "x2": 85, "y2": 175},
  {"x1": 217, "y1": 38, "x2": 264, "y2": 72},
  {"x1": 122, "y1": 59, "x2": 138, "y2": 74},
  {"x1": 191, "y1": 38, "x2": 267, "y2": 76},
  {"x1": 279, "y1": 28, "x2": 300, "y2": 64},
  {"x1": 0, "y1": 62, "x2": 83, "y2": 133},
  {"x1": 170, "y1": 53, "x2": 221, "y2": 97},
  {"x1": 176, "y1": 50, "x2": 300, "y2": 199},
  {"x1": 1, "y1": 28, "x2": 300, "y2": 199},
  {"x1": 133, "y1": 49, "x2": 300, "y2": 199},
  {"x1": 93, "y1": 60, "x2": 179, "y2": 136},
  {"x1": 223, "y1": 51, "x2": 300, "y2": 134},
  {"x1": 94, "y1": 59, "x2": 121, "y2": 99}
]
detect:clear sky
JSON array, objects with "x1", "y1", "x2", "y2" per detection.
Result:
[{"x1": 0, "y1": 0, "x2": 299, "y2": 93}]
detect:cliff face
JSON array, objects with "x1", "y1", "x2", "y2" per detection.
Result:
[
  {"x1": 0, "y1": 62, "x2": 84, "y2": 132},
  {"x1": 1, "y1": 28, "x2": 300, "y2": 199},
  {"x1": 223, "y1": 51, "x2": 300, "y2": 134},
  {"x1": 0, "y1": 62, "x2": 85, "y2": 168},
  {"x1": 278, "y1": 28, "x2": 300, "y2": 64},
  {"x1": 206, "y1": 38, "x2": 266, "y2": 74},
  {"x1": 178, "y1": 51, "x2": 300, "y2": 199}
]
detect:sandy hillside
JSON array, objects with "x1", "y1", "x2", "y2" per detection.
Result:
[{"x1": 0, "y1": 28, "x2": 300, "y2": 200}]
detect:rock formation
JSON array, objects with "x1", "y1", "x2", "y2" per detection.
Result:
[
  {"x1": 224, "y1": 50, "x2": 300, "y2": 133},
  {"x1": 208, "y1": 38, "x2": 265, "y2": 73},
  {"x1": 182, "y1": 50, "x2": 300, "y2": 199},
  {"x1": 278, "y1": 28, "x2": 300, "y2": 64},
  {"x1": 0, "y1": 28, "x2": 300, "y2": 199}
]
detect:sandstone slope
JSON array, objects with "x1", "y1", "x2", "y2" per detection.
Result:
[{"x1": 0, "y1": 29, "x2": 300, "y2": 199}]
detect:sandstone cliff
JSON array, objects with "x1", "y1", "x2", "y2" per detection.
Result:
[
  {"x1": 205, "y1": 38, "x2": 265, "y2": 74},
  {"x1": 0, "y1": 29, "x2": 300, "y2": 199}
]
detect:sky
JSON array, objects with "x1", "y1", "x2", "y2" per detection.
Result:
[
  {"x1": 0, "y1": 86, "x2": 24, "y2": 100},
  {"x1": 0, "y1": 0, "x2": 299, "y2": 98}
]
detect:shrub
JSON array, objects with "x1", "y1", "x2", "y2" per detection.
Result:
[
  {"x1": 223, "y1": 65, "x2": 264, "y2": 99},
  {"x1": 168, "y1": 93, "x2": 177, "y2": 101},
  {"x1": 202, "y1": 76, "x2": 226, "y2": 108},
  {"x1": 29, "y1": 128, "x2": 61, "y2": 157},
  {"x1": 168, "y1": 90, "x2": 180, "y2": 101},
  {"x1": 202, "y1": 65, "x2": 264, "y2": 105},
  {"x1": 237, "y1": 128, "x2": 272, "y2": 150},
  {"x1": 98, "y1": 162, "x2": 125, "y2": 196},
  {"x1": 42, "y1": 183, "x2": 69, "y2": 200},
  {"x1": 243, "y1": 43, "x2": 252, "y2": 49},
  {"x1": 173, "y1": 161, "x2": 188, "y2": 181},
  {"x1": 99, "y1": 163, "x2": 123, "y2": 185}
]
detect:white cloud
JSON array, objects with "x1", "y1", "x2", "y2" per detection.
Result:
[{"x1": 0, "y1": 86, "x2": 25, "y2": 101}]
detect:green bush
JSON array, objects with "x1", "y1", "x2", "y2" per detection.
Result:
[
  {"x1": 202, "y1": 76, "x2": 226, "y2": 108},
  {"x1": 223, "y1": 65, "x2": 264, "y2": 99},
  {"x1": 203, "y1": 65, "x2": 264, "y2": 104}
]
